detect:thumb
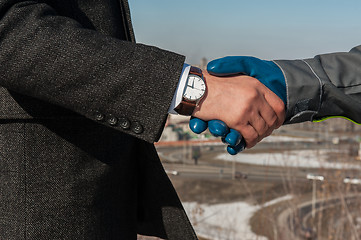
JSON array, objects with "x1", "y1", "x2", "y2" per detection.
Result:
[{"x1": 207, "y1": 56, "x2": 256, "y2": 77}]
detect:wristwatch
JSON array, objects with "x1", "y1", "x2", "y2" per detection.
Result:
[{"x1": 174, "y1": 66, "x2": 206, "y2": 116}]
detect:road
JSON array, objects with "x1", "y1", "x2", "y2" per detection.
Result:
[
  {"x1": 157, "y1": 139, "x2": 355, "y2": 183},
  {"x1": 277, "y1": 194, "x2": 361, "y2": 240}
]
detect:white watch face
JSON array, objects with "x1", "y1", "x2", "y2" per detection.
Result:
[{"x1": 184, "y1": 74, "x2": 206, "y2": 101}]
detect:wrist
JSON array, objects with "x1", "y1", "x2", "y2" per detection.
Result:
[
  {"x1": 192, "y1": 72, "x2": 222, "y2": 120},
  {"x1": 174, "y1": 66, "x2": 207, "y2": 116}
]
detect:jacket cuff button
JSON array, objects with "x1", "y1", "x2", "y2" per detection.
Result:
[
  {"x1": 132, "y1": 122, "x2": 143, "y2": 134},
  {"x1": 95, "y1": 112, "x2": 105, "y2": 121},
  {"x1": 107, "y1": 116, "x2": 118, "y2": 126},
  {"x1": 119, "y1": 118, "x2": 131, "y2": 130}
]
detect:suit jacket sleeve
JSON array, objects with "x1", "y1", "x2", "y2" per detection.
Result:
[
  {"x1": 274, "y1": 45, "x2": 361, "y2": 125},
  {"x1": 0, "y1": 1, "x2": 185, "y2": 143}
]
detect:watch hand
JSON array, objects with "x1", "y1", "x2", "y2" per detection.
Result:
[
  {"x1": 193, "y1": 87, "x2": 205, "y2": 91},
  {"x1": 187, "y1": 79, "x2": 194, "y2": 88}
]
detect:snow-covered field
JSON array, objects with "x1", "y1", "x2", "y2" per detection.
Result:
[
  {"x1": 183, "y1": 195, "x2": 293, "y2": 240},
  {"x1": 217, "y1": 150, "x2": 361, "y2": 169},
  {"x1": 182, "y1": 136, "x2": 361, "y2": 239},
  {"x1": 260, "y1": 135, "x2": 316, "y2": 143}
]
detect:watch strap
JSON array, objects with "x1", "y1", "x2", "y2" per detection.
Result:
[
  {"x1": 190, "y1": 66, "x2": 202, "y2": 77},
  {"x1": 174, "y1": 98, "x2": 197, "y2": 116}
]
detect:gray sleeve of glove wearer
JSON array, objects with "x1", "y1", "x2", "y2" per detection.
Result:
[{"x1": 274, "y1": 45, "x2": 361, "y2": 124}]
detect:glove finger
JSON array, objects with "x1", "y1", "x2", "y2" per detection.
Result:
[
  {"x1": 189, "y1": 117, "x2": 208, "y2": 134},
  {"x1": 224, "y1": 129, "x2": 242, "y2": 147},
  {"x1": 208, "y1": 120, "x2": 230, "y2": 137},
  {"x1": 227, "y1": 138, "x2": 246, "y2": 155}
]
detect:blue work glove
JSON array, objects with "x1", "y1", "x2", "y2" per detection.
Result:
[
  {"x1": 189, "y1": 117, "x2": 246, "y2": 155},
  {"x1": 207, "y1": 56, "x2": 287, "y2": 106}
]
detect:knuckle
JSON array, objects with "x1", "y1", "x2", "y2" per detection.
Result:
[
  {"x1": 246, "y1": 140, "x2": 257, "y2": 149},
  {"x1": 260, "y1": 127, "x2": 268, "y2": 137},
  {"x1": 246, "y1": 143, "x2": 255, "y2": 149},
  {"x1": 245, "y1": 131, "x2": 259, "y2": 143},
  {"x1": 275, "y1": 102, "x2": 285, "y2": 115},
  {"x1": 256, "y1": 120, "x2": 268, "y2": 136},
  {"x1": 248, "y1": 89, "x2": 260, "y2": 101},
  {"x1": 228, "y1": 118, "x2": 239, "y2": 129},
  {"x1": 268, "y1": 114, "x2": 278, "y2": 127},
  {"x1": 253, "y1": 129, "x2": 260, "y2": 139},
  {"x1": 240, "y1": 104, "x2": 251, "y2": 115},
  {"x1": 265, "y1": 129, "x2": 274, "y2": 137},
  {"x1": 256, "y1": 127, "x2": 267, "y2": 137},
  {"x1": 233, "y1": 113, "x2": 248, "y2": 127}
]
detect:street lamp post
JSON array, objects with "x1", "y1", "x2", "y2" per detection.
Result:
[
  {"x1": 343, "y1": 177, "x2": 361, "y2": 185},
  {"x1": 306, "y1": 174, "x2": 324, "y2": 218}
]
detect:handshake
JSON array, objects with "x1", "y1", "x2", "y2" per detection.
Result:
[{"x1": 188, "y1": 56, "x2": 287, "y2": 155}]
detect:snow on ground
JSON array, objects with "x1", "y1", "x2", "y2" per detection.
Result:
[
  {"x1": 217, "y1": 150, "x2": 361, "y2": 169},
  {"x1": 260, "y1": 135, "x2": 316, "y2": 143},
  {"x1": 183, "y1": 195, "x2": 293, "y2": 240}
]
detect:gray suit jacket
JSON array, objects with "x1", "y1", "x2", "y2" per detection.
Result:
[{"x1": 0, "y1": 0, "x2": 197, "y2": 239}]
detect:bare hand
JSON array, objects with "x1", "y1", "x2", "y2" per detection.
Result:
[{"x1": 192, "y1": 72, "x2": 285, "y2": 148}]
